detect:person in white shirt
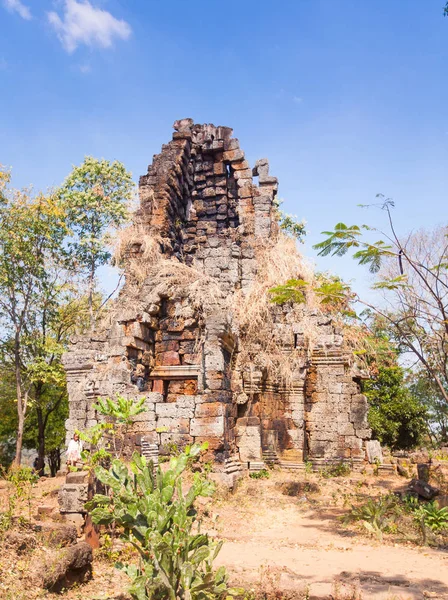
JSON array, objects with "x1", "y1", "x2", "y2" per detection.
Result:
[{"x1": 66, "y1": 433, "x2": 83, "y2": 466}]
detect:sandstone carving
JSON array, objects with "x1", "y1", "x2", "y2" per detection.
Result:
[{"x1": 63, "y1": 120, "x2": 371, "y2": 474}]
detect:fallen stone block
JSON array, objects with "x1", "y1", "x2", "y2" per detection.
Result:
[
  {"x1": 37, "y1": 504, "x2": 55, "y2": 517},
  {"x1": 408, "y1": 478, "x2": 439, "y2": 500},
  {"x1": 4, "y1": 530, "x2": 37, "y2": 554},
  {"x1": 34, "y1": 521, "x2": 78, "y2": 547},
  {"x1": 34, "y1": 541, "x2": 93, "y2": 591},
  {"x1": 417, "y1": 463, "x2": 430, "y2": 482}
]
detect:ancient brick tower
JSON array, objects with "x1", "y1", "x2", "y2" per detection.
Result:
[{"x1": 63, "y1": 119, "x2": 370, "y2": 475}]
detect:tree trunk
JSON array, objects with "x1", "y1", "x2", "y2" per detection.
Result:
[
  {"x1": 88, "y1": 261, "x2": 95, "y2": 330},
  {"x1": 47, "y1": 448, "x2": 61, "y2": 477},
  {"x1": 36, "y1": 406, "x2": 46, "y2": 476},
  {"x1": 13, "y1": 332, "x2": 25, "y2": 467},
  {"x1": 14, "y1": 414, "x2": 24, "y2": 467}
]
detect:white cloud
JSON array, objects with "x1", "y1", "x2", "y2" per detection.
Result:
[
  {"x1": 293, "y1": 96, "x2": 303, "y2": 104},
  {"x1": 47, "y1": 0, "x2": 132, "y2": 53},
  {"x1": 3, "y1": 0, "x2": 32, "y2": 20}
]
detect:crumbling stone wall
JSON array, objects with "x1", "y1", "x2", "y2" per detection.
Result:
[{"x1": 63, "y1": 119, "x2": 370, "y2": 472}]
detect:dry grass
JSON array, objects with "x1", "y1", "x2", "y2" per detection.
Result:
[
  {"x1": 112, "y1": 223, "x2": 164, "y2": 284},
  {"x1": 111, "y1": 225, "x2": 358, "y2": 387},
  {"x1": 112, "y1": 222, "x2": 225, "y2": 321},
  {"x1": 231, "y1": 234, "x2": 323, "y2": 387}
]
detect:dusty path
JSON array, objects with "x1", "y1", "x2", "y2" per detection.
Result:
[{"x1": 210, "y1": 477, "x2": 448, "y2": 599}]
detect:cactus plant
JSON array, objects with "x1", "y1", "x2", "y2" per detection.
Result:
[{"x1": 88, "y1": 443, "x2": 242, "y2": 599}]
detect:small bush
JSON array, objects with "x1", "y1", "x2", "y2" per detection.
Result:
[
  {"x1": 0, "y1": 465, "x2": 39, "y2": 528},
  {"x1": 249, "y1": 469, "x2": 270, "y2": 480},
  {"x1": 280, "y1": 481, "x2": 320, "y2": 497},
  {"x1": 320, "y1": 462, "x2": 351, "y2": 478},
  {"x1": 345, "y1": 495, "x2": 399, "y2": 541},
  {"x1": 415, "y1": 502, "x2": 448, "y2": 532}
]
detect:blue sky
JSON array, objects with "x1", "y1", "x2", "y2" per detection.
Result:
[{"x1": 1, "y1": 0, "x2": 447, "y2": 297}]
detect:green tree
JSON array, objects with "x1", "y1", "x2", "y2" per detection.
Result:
[
  {"x1": 363, "y1": 366, "x2": 428, "y2": 450},
  {"x1": 0, "y1": 170, "x2": 69, "y2": 466},
  {"x1": 58, "y1": 156, "x2": 134, "y2": 326},
  {"x1": 409, "y1": 374, "x2": 448, "y2": 446},
  {"x1": 313, "y1": 200, "x2": 448, "y2": 409}
]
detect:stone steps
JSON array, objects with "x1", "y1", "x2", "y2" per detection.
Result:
[
  {"x1": 248, "y1": 461, "x2": 267, "y2": 472},
  {"x1": 278, "y1": 462, "x2": 307, "y2": 471},
  {"x1": 225, "y1": 457, "x2": 243, "y2": 475},
  {"x1": 262, "y1": 450, "x2": 280, "y2": 465},
  {"x1": 141, "y1": 440, "x2": 159, "y2": 470}
]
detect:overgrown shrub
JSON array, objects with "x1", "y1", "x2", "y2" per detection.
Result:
[
  {"x1": 364, "y1": 366, "x2": 428, "y2": 450},
  {"x1": 345, "y1": 495, "x2": 399, "y2": 541},
  {"x1": 89, "y1": 443, "x2": 242, "y2": 599},
  {"x1": 414, "y1": 502, "x2": 448, "y2": 532},
  {"x1": 249, "y1": 469, "x2": 270, "y2": 480},
  {"x1": 280, "y1": 481, "x2": 320, "y2": 497},
  {"x1": 0, "y1": 465, "x2": 39, "y2": 531},
  {"x1": 320, "y1": 462, "x2": 351, "y2": 478}
]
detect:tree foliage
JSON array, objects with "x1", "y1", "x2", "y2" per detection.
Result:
[
  {"x1": 273, "y1": 198, "x2": 306, "y2": 242},
  {"x1": 363, "y1": 366, "x2": 428, "y2": 450},
  {"x1": 0, "y1": 158, "x2": 133, "y2": 467},
  {"x1": 0, "y1": 169, "x2": 69, "y2": 465},
  {"x1": 58, "y1": 156, "x2": 134, "y2": 326},
  {"x1": 313, "y1": 199, "x2": 448, "y2": 410}
]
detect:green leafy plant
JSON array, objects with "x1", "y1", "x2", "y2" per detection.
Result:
[
  {"x1": 269, "y1": 278, "x2": 308, "y2": 305},
  {"x1": 345, "y1": 495, "x2": 399, "y2": 541},
  {"x1": 304, "y1": 460, "x2": 313, "y2": 475},
  {"x1": 249, "y1": 469, "x2": 270, "y2": 480},
  {"x1": 77, "y1": 422, "x2": 114, "y2": 471},
  {"x1": 89, "y1": 443, "x2": 242, "y2": 599},
  {"x1": 414, "y1": 502, "x2": 448, "y2": 532},
  {"x1": 273, "y1": 198, "x2": 306, "y2": 242},
  {"x1": 78, "y1": 395, "x2": 146, "y2": 469},
  {"x1": 94, "y1": 395, "x2": 146, "y2": 459},
  {"x1": 320, "y1": 462, "x2": 351, "y2": 479},
  {"x1": 402, "y1": 494, "x2": 420, "y2": 513},
  {"x1": 0, "y1": 465, "x2": 39, "y2": 528}
]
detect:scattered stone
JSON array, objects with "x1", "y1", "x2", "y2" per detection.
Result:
[
  {"x1": 37, "y1": 504, "x2": 54, "y2": 517},
  {"x1": 280, "y1": 481, "x2": 320, "y2": 496},
  {"x1": 377, "y1": 464, "x2": 395, "y2": 476},
  {"x1": 62, "y1": 512, "x2": 86, "y2": 535},
  {"x1": 58, "y1": 482, "x2": 88, "y2": 513},
  {"x1": 34, "y1": 521, "x2": 78, "y2": 547},
  {"x1": 34, "y1": 541, "x2": 93, "y2": 591},
  {"x1": 4, "y1": 530, "x2": 37, "y2": 554},
  {"x1": 408, "y1": 479, "x2": 439, "y2": 500},
  {"x1": 417, "y1": 463, "x2": 430, "y2": 482},
  {"x1": 366, "y1": 440, "x2": 383, "y2": 465},
  {"x1": 66, "y1": 470, "x2": 89, "y2": 484}
]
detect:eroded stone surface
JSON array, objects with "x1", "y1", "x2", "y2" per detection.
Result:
[{"x1": 63, "y1": 121, "x2": 370, "y2": 468}]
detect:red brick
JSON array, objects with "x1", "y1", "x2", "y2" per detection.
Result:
[{"x1": 162, "y1": 351, "x2": 180, "y2": 366}]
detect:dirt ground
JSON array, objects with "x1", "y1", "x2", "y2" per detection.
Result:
[
  {"x1": 1, "y1": 468, "x2": 447, "y2": 599},
  {"x1": 210, "y1": 471, "x2": 448, "y2": 599}
]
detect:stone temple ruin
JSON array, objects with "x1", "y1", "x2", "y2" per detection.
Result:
[{"x1": 63, "y1": 119, "x2": 370, "y2": 479}]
